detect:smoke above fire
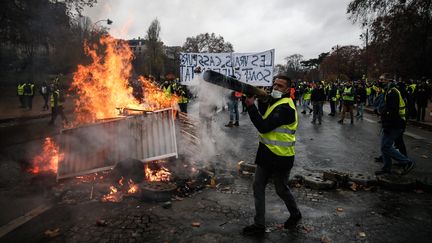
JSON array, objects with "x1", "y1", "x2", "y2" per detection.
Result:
[{"x1": 184, "y1": 75, "x2": 244, "y2": 171}]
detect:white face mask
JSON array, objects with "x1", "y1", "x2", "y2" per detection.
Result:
[{"x1": 270, "y1": 89, "x2": 283, "y2": 99}]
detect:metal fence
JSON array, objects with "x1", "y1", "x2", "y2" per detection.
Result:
[{"x1": 57, "y1": 108, "x2": 178, "y2": 179}]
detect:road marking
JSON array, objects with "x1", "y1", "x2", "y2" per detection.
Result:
[
  {"x1": 363, "y1": 117, "x2": 376, "y2": 123},
  {"x1": 0, "y1": 203, "x2": 52, "y2": 238},
  {"x1": 404, "y1": 131, "x2": 425, "y2": 140}
]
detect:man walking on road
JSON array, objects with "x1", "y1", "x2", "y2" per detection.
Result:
[
  {"x1": 243, "y1": 74, "x2": 301, "y2": 236},
  {"x1": 17, "y1": 81, "x2": 25, "y2": 108},
  {"x1": 311, "y1": 82, "x2": 326, "y2": 124},
  {"x1": 375, "y1": 74, "x2": 415, "y2": 176},
  {"x1": 338, "y1": 81, "x2": 355, "y2": 124},
  {"x1": 48, "y1": 84, "x2": 68, "y2": 126}
]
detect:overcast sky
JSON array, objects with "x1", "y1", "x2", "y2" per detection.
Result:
[{"x1": 83, "y1": 0, "x2": 363, "y2": 64}]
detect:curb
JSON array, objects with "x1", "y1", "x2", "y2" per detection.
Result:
[
  {"x1": 348, "y1": 172, "x2": 378, "y2": 186},
  {"x1": 376, "y1": 174, "x2": 417, "y2": 191},
  {"x1": 300, "y1": 173, "x2": 336, "y2": 190},
  {"x1": 0, "y1": 109, "x2": 74, "y2": 124},
  {"x1": 363, "y1": 107, "x2": 432, "y2": 130}
]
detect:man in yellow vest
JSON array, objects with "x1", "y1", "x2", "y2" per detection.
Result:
[
  {"x1": 338, "y1": 81, "x2": 355, "y2": 124},
  {"x1": 48, "y1": 84, "x2": 68, "y2": 126},
  {"x1": 17, "y1": 81, "x2": 25, "y2": 108},
  {"x1": 375, "y1": 74, "x2": 414, "y2": 175},
  {"x1": 23, "y1": 80, "x2": 35, "y2": 110},
  {"x1": 242, "y1": 74, "x2": 301, "y2": 236}
]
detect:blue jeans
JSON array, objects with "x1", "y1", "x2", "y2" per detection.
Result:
[
  {"x1": 228, "y1": 99, "x2": 239, "y2": 122},
  {"x1": 302, "y1": 99, "x2": 311, "y2": 112},
  {"x1": 357, "y1": 102, "x2": 364, "y2": 118},
  {"x1": 381, "y1": 128, "x2": 411, "y2": 172},
  {"x1": 253, "y1": 165, "x2": 299, "y2": 226}
]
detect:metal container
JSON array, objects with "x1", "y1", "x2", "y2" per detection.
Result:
[{"x1": 57, "y1": 108, "x2": 178, "y2": 180}]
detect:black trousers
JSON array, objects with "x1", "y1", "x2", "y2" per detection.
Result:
[
  {"x1": 330, "y1": 100, "x2": 336, "y2": 114},
  {"x1": 50, "y1": 106, "x2": 68, "y2": 124},
  {"x1": 253, "y1": 164, "x2": 300, "y2": 226}
]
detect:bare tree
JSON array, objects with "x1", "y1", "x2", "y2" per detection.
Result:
[
  {"x1": 144, "y1": 18, "x2": 165, "y2": 80},
  {"x1": 182, "y1": 33, "x2": 234, "y2": 53}
]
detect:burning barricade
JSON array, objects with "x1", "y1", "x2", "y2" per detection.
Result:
[{"x1": 27, "y1": 34, "x2": 216, "y2": 205}]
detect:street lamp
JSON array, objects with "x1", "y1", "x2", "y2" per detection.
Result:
[{"x1": 91, "y1": 19, "x2": 113, "y2": 31}]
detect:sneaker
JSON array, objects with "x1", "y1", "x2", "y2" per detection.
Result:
[
  {"x1": 301, "y1": 111, "x2": 306, "y2": 114},
  {"x1": 337, "y1": 120, "x2": 343, "y2": 124},
  {"x1": 242, "y1": 224, "x2": 265, "y2": 236},
  {"x1": 375, "y1": 170, "x2": 391, "y2": 176},
  {"x1": 234, "y1": 121, "x2": 239, "y2": 127},
  {"x1": 309, "y1": 109, "x2": 313, "y2": 114},
  {"x1": 401, "y1": 161, "x2": 415, "y2": 175},
  {"x1": 284, "y1": 212, "x2": 302, "y2": 229}
]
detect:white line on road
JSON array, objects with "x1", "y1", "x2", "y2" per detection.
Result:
[
  {"x1": 363, "y1": 117, "x2": 376, "y2": 123},
  {"x1": 0, "y1": 203, "x2": 53, "y2": 238},
  {"x1": 404, "y1": 132, "x2": 425, "y2": 140}
]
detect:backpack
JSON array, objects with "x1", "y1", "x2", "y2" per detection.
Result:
[{"x1": 24, "y1": 84, "x2": 32, "y2": 94}]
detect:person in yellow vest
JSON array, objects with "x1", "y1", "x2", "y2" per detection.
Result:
[
  {"x1": 406, "y1": 80, "x2": 417, "y2": 119},
  {"x1": 328, "y1": 83, "x2": 338, "y2": 116},
  {"x1": 338, "y1": 81, "x2": 355, "y2": 124},
  {"x1": 375, "y1": 75, "x2": 414, "y2": 175},
  {"x1": 17, "y1": 81, "x2": 25, "y2": 108},
  {"x1": 23, "y1": 80, "x2": 35, "y2": 110},
  {"x1": 242, "y1": 74, "x2": 301, "y2": 236},
  {"x1": 176, "y1": 85, "x2": 189, "y2": 113},
  {"x1": 48, "y1": 84, "x2": 68, "y2": 126},
  {"x1": 162, "y1": 80, "x2": 173, "y2": 98},
  {"x1": 366, "y1": 83, "x2": 372, "y2": 106},
  {"x1": 301, "y1": 83, "x2": 313, "y2": 114}
]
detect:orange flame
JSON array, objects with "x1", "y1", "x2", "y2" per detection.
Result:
[
  {"x1": 29, "y1": 137, "x2": 63, "y2": 174},
  {"x1": 70, "y1": 35, "x2": 179, "y2": 126},
  {"x1": 101, "y1": 185, "x2": 122, "y2": 202},
  {"x1": 145, "y1": 164, "x2": 171, "y2": 182},
  {"x1": 118, "y1": 176, "x2": 124, "y2": 186},
  {"x1": 127, "y1": 179, "x2": 138, "y2": 194}
]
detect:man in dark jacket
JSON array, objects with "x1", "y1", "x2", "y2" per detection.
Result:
[
  {"x1": 311, "y1": 83, "x2": 326, "y2": 124},
  {"x1": 375, "y1": 75, "x2": 414, "y2": 175},
  {"x1": 242, "y1": 74, "x2": 301, "y2": 236},
  {"x1": 414, "y1": 80, "x2": 431, "y2": 122},
  {"x1": 355, "y1": 83, "x2": 367, "y2": 120}
]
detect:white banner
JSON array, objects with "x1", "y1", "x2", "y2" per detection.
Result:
[{"x1": 179, "y1": 49, "x2": 274, "y2": 86}]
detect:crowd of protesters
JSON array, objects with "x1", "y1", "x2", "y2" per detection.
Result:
[
  {"x1": 16, "y1": 75, "x2": 69, "y2": 126},
  {"x1": 290, "y1": 77, "x2": 432, "y2": 123}
]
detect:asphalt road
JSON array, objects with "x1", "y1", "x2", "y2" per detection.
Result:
[{"x1": 0, "y1": 102, "x2": 431, "y2": 242}]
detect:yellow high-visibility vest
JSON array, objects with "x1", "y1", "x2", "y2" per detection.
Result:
[
  {"x1": 17, "y1": 84, "x2": 24, "y2": 95},
  {"x1": 50, "y1": 90, "x2": 62, "y2": 107},
  {"x1": 259, "y1": 98, "x2": 297, "y2": 157},
  {"x1": 386, "y1": 87, "x2": 406, "y2": 120},
  {"x1": 303, "y1": 88, "x2": 311, "y2": 100},
  {"x1": 342, "y1": 87, "x2": 354, "y2": 101}
]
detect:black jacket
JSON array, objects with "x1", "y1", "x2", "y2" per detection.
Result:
[
  {"x1": 356, "y1": 87, "x2": 367, "y2": 103},
  {"x1": 311, "y1": 87, "x2": 326, "y2": 102},
  {"x1": 248, "y1": 94, "x2": 295, "y2": 171},
  {"x1": 381, "y1": 88, "x2": 406, "y2": 129},
  {"x1": 414, "y1": 83, "x2": 431, "y2": 106}
]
